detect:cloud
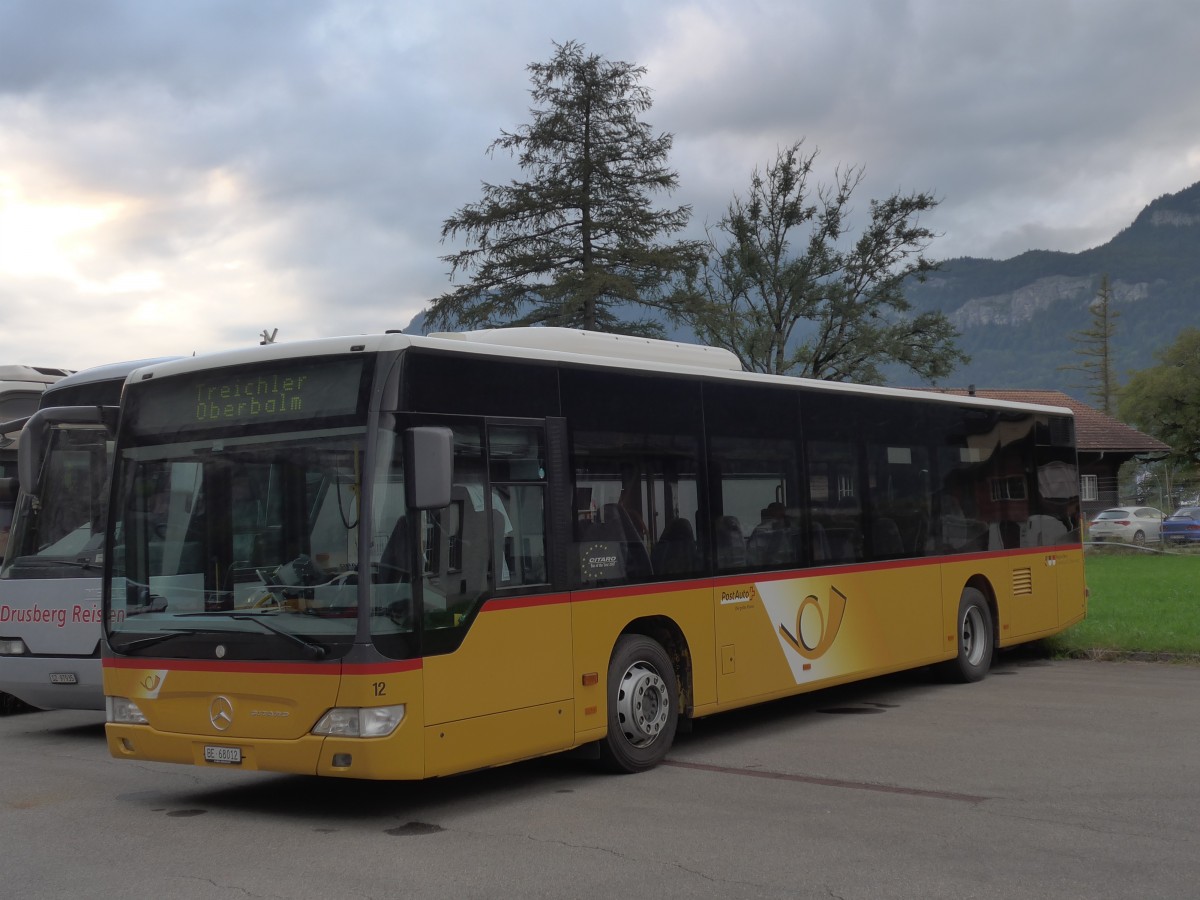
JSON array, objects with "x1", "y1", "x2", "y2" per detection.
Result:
[{"x1": 1, "y1": 0, "x2": 1198, "y2": 368}]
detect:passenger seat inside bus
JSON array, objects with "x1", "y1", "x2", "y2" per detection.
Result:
[
  {"x1": 747, "y1": 503, "x2": 797, "y2": 566},
  {"x1": 872, "y1": 517, "x2": 905, "y2": 558},
  {"x1": 652, "y1": 516, "x2": 699, "y2": 576},
  {"x1": 715, "y1": 516, "x2": 746, "y2": 569},
  {"x1": 810, "y1": 521, "x2": 830, "y2": 563},
  {"x1": 602, "y1": 502, "x2": 652, "y2": 580}
]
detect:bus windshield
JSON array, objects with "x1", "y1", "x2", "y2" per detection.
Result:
[
  {"x1": 2, "y1": 425, "x2": 110, "y2": 579},
  {"x1": 105, "y1": 426, "x2": 411, "y2": 660}
]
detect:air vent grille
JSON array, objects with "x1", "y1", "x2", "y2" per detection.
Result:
[{"x1": 1012, "y1": 567, "x2": 1033, "y2": 596}]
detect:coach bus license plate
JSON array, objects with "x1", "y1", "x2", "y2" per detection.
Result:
[{"x1": 204, "y1": 745, "x2": 242, "y2": 765}]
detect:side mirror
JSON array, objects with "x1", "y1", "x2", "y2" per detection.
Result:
[{"x1": 405, "y1": 426, "x2": 453, "y2": 510}]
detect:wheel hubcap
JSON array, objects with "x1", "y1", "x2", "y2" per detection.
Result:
[
  {"x1": 961, "y1": 606, "x2": 986, "y2": 666},
  {"x1": 616, "y1": 660, "x2": 669, "y2": 747}
]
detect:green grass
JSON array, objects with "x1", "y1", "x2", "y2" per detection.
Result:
[{"x1": 1043, "y1": 547, "x2": 1200, "y2": 658}]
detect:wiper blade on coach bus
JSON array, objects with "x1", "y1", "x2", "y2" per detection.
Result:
[
  {"x1": 115, "y1": 616, "x2": 327, "y2": 660},
  {"x1": 170, "y1": 611, "x2": 329, "y2": 660},
  {"x1": 226, "y1": 613, "x2": 327, "y2": 660}
]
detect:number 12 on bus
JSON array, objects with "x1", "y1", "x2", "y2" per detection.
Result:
[{"x1": 68, "y1": 328, "x2": 1084, "y2": 779}]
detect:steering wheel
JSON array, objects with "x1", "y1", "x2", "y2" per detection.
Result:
[{"x1": 252, "y1": 590, "x2": 282, "y2": 609}]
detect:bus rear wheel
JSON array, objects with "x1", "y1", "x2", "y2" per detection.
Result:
[
  {"x1": 940, "y1": 587, "x2": 994, "y2": 683},
  {"x1": 598, "y1": 635, "x2": 679, "y2": 774}
]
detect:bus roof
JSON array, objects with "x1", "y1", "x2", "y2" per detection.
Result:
[
  {"x1": 0, "y1": 365, "x2": 72, "y2": 387},
  {"x1": 42, "y1": 358, "x2": 180, "y2": 399},
  {"x1": 0, "y1": 366, "x2": 73, "y2": 435},
  {"x1": 429, "y1": 327, "x2": 744, "y2": 371},
  {"x1": 125, "y1": 329, "x2": 1075, "y2": 419}
]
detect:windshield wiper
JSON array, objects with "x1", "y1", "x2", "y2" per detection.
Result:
[
  {"x1": 10, "y1": 556, "x2": 100, "y2": 571},
  {"x1": 114, "y1": 615, "x2": 327, "y2": 660},
  {"x1": 226, "y1": 613, "x2": 327, "y2": 660},
  {"x1": 114, "y1": 630, "x2": 204, "y2": 654},
  {"x1": 177, "y1": 611, "x2": 328, "y2": 660}
]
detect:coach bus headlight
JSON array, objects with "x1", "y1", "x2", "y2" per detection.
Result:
[
  {"x1": 106, "y1": 696, "x2": 149, "y2": 725},
  {"x1": 312, "y1": 704, "x2": 405, "y2": 738},
  {"x1": 0, "y1": 638, "x2": 28, "y2": 655}
]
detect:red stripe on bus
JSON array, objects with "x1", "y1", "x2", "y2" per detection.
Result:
[
  {"x1": 481, "y1": 592, "x2": 572, "y2": 612},
  {"x1": 571, "y1": 577, "x2": 713, "y2": 602},
  {"x1": 342, "y1": 660, "x2": 423, "y2": 675},
  {"x1": 103, "y1": 657, "x2": 334, "y2": 675},
  {"x1": 104, "y1": 656, "x2": 424, "y2": 676},
  {"x1": 717, "y1": 544, "x2": 1082, "y2": 587}
]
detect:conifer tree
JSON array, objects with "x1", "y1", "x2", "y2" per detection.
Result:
[
  {"x1": 428, "y1": 41, "x2": 703, "y2": 336},
  {"x1": 1060, "y1": 275, "x2": 1119, "y2": 413}
]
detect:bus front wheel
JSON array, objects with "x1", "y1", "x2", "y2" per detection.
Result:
[
  {"x1": 598, "y1": 635, "x2": 679, "y2": 773},
  {"x1": 940, "y1": 587, "x2": 994, "y2": 683}
]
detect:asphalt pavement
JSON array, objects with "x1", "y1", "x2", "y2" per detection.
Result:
[{"x1": 2, "y1": 656, "x2": 1197, "y2": 899}]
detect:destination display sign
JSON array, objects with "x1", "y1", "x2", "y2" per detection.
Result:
[{"x1": 131, "y1": 356, "x2": 368, "y2": 434}]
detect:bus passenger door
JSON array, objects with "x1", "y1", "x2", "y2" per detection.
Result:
[{"x1": 418, "y1": 419, "x2": 574, "y2": 775}]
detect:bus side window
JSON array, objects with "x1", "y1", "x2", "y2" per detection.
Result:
[
  {"x1": 491, "y1": 483, "x2": 547, "y2": 587},
  {"x1": 866, "y1": 443, "x2": 932, "y2": 560},
  {"x1": 488, "y1": 425, "x2": 548, "y2": 589},
  {"x1": 704, "y1": 383, "x2": 801, "y2": 573},
  {"x1": 806, "y1": 441, "x2": 864, "y2": 564},
  {"x1": 416, "y1": 422, "x2": 551, "y2": 653},
  {"x1": 423, "y1": 480, "x2": 488, "y2": 629},
  {"x1": 563, "y1": 368, "x2": 704, "y2": 587},
  {"x1": 937, "y1": 408, "x2": 1038, "y2": 553},
  {"x1": 571, "y1": 454, "x2": 702, "y2": 585}
]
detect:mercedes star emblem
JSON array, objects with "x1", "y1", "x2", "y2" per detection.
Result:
[{"x1": 209, "y1": 695, "x2": 234, "y2": 731}]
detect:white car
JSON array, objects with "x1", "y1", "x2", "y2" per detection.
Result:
[{"x1": 1088, "y1": 507, "x2": 1163, "y2": 545}]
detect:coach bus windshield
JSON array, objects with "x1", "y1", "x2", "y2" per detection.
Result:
[{"x1": 2, "y1": 425, "x2": 109, "y2": 580}]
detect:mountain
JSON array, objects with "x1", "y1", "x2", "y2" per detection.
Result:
[
  {"x1": 407, "y1": 182, "x2": 1200, "y2": 393},
  {"x1": 896, "y1": 181, "x2": 1200, "y2": 390}
]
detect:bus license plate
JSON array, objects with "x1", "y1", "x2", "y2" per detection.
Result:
[
  {"x1": 49, "y1": 673, "x2": 78, "y2": 684},
  {"x1": 203, "y1": 746, "x2": 242, "y2": 765}
]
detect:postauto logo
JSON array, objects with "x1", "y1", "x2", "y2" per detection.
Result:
[{"x1": 778, "y1": 585, "x2": 848, "y2": 660}]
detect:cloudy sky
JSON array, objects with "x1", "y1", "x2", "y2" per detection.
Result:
[{"x1": 2, "y1": 0, "x2": 1198, "y2": 370}]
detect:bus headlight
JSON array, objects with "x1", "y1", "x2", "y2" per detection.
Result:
[
  {"x1": 0, "y1": 638, "x2": 28, "y2": 655},
  {"x1": 106, "y1": 696, "x2": 149, "y2": 725},
  {"x1": 312, "y1": 704, "x2": 405, "y2": 738}
]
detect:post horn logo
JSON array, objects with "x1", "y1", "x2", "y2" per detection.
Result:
[
  {"x1": 779, "y1": 585, "x2": 848, "y2": 660},
  {"x1": 209, "y1": 695, "x2": 234, "y2": 731}
]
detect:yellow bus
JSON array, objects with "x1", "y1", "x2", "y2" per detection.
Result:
[{"x1": 83, "y1": 328, "x2": 1084, "y2": 779}]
